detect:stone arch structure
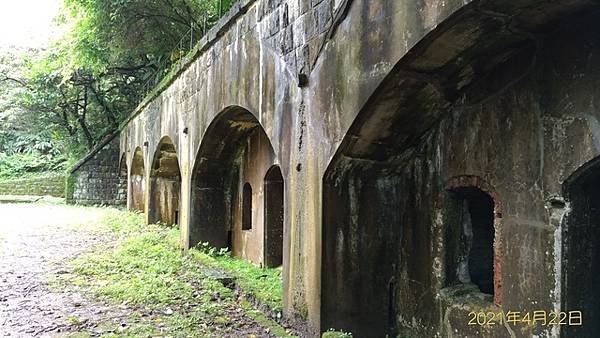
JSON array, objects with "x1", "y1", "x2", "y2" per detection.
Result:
[
  {"x1": 561, "y1": 157, "x2": 600, "y2": 338},
  {"x1": 321, "y1": 1, "x2": 600, "y2": 336},
  {"x1": 130, "y1": 147, "x2": 146, "y2": 213},
  {"x1": 190, "y1": 106, "x2": 279, "y2": 266},
  {"x1": 148, "y1": 136, "x2": 181, "y2": 226},
  {"x1": 113, "y1": 0, "x2": 600, "y2": 334},
  {"x1": 264, "y1": 165, "x2": 284, "y2": 268}
]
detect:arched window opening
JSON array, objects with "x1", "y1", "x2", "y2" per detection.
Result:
[
  {"x1": 242, "y1": 183, "x2": 252, "y2": 230},
  {"x1": 444, "y1": 187, "x2": 495, "y2": 296},
  {"x1": 264, "y1": 165, "x2": 284, "y2": 268}
]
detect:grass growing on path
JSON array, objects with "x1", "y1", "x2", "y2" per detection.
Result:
[
  {"x1": 191, "y1": 243, "x2": 284, "y2": 314},
  {"x1": 59, "y1": 209, "x2": 291, "y2": 337}
]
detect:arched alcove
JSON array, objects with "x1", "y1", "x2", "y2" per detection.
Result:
[
  {"x1": 149, "y1": 137, "x2": 181, "y2": 226},
  {"x1": 264, "y1": 165, "x2": 284, "y2": 268},
  {"x1": 190, "y1": 106, "x2": 279, "y2": 265},
  {"x1": 130, "y1": 147, "x2": 145, "y2": 213},
  {"x1": 321, "y1": 1, "x2": 600, "y2": 336}
]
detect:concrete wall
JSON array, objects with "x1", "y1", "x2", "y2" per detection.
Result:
[
  {"x1": 0, "y1": 173, "x2": 65, "y2": 197},
  {"x1": 119, "y1": 0, "x2": 600, "y2": 336},
  {"x1": 231, "y1": 126, "x2": 277, "y2": 266}
]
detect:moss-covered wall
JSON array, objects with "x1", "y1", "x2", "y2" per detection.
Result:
[{"x1": 0, "y1": 173, "x2": 65, "y2": 197}]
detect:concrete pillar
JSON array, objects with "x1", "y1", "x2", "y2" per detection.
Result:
[
  {"x1": 144, "y1": 152, "x2": 152, "y2": 225},
  {"x1": 179, "y1": 161, "x2": 192, "y2": 250}
]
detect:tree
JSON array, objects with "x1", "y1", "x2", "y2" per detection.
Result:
[{"x1": 1, "y1": 0, "x2": 234, "y2": 166}]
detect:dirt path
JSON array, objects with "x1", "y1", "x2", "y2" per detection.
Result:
[
  {"x1": 0, "y1": 203, "x2": 117, "y2": 336},
  {"x1": 0, "y1": 202, "x2": 288, "y2": 338}
]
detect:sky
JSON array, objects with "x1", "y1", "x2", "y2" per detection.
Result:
[{"x1": 0, "y1": 0, "x2": 61, "y2": 48}]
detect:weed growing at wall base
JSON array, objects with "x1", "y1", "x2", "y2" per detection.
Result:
[
  {"x1": 192, "y1": 242, "x2": 284, "y2": 314},
  {"x1": 58, "y1": 208, "x2": 291, "y2": 336}
]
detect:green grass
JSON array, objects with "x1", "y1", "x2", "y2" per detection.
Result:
[
  {"x1": 60, "y1": 207, "x2": 288, "y2": 337},
  {"x1": 190, "y1": 243, "x2": 284, "y2": 313},
  {"x1": 73, "y1": 226, "x2": 192, "y2": 306},
  {"x1": 322, "y1": 331, "x2": 353, "y2": 338}
]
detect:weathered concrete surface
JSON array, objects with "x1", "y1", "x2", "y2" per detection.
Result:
[{"x1": 120, "y1": 0, "x2": 600, "y2": 336}]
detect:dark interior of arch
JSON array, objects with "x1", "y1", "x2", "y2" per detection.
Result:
[
  {"x1": 242, "y1": 182, "x2": 252, "y2": 231},
  {"x1": 149, "y1": 138, "x2": 181, "y2": 226},
  {"x1": 562, "y1": 160, "x2": 600, "y2": 338},
  {"x1": 131, "y1": 147, "x2": 145, "y2": 213},
  {"x1": 321, "y1": 1, "x2": 600, "y2": 336},
  {"x1": 190, "y1": 106, "x2": 272, "y2": 250},
  {"x1": 444, "y1": 187, "x2": 494, "y2": 296},
  {"x1": 264, "y1": 165, "x2": 284, "y2": 268}
]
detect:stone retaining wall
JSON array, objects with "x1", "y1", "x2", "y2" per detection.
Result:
[
  {"x1": 0, "y1": 173, "x2": 65, "y2": 197},
  {"x1": 67, "y1": 134, "x2": 126, "y2": 206}
]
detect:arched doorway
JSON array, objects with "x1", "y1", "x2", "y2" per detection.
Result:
[
  {"x1": 562, "y1": 158, "x2": 600, "y2": 338},
  {"x1": 130, "y1": 147, "x2": 145, "y2": 213},
  {"x1": 149, "y1": 137, "x2": 181, "y2": 226},
  {"x1": 190, "y1": 106, "x2": 280, "y2": 265},
  {"x1": 264, "y1": 165, "x2": 284, "y2": 268}
]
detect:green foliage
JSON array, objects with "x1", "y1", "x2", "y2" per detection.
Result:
[
  {"x1": 74, "y1": 226, "x2": 192, "y2": 305},
  {"x1": 192, "y1": 242, "x2": 284, "y2": 314},
  {"x1": 1, "y1": 0, "x2": 237, "y2": 165},
  {"x1": 65, "y1": 173, "x2": 76, "y2": 202},
  {"x1": 61, "y1": 208, "x2": 290, "y2": 336},
  {"x1": 0, "y1": 152, "x2": 66, "y2": 180},
  {"x1": 322, "y1": 329, "x2": 353, "y2": 338}
]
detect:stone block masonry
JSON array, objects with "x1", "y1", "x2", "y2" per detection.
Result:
[
  {"x1": 68, "y1": 133, "x2": 126, "y2": 206},
  {"x1": 0, "y1": 173, "x2": 65, "y2": 197}
]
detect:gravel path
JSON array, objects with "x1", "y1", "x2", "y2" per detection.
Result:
[
  {"x1": 0, "y1": 203, "x2": 119, "y2": 337},
  {"x1": 0, "y1": 202, "x2": 287, "y2": 338}
]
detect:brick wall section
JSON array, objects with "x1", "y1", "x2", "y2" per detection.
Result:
[
  {"x1": 69, "y1": 135, "x2": 126, "y2": 206},
  {"x1": 0, "y1": 173, "x2": 65, "y2": 197}
]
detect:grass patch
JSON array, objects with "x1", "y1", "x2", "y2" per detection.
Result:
[
  {"x1": 73, "y1": 226, "x2": 191, "y2": 306},
  {"x1": 61, "y1": 207, "x2": 289, "y2": 337},
  {"x1": 190, "y1": 244, "x2": 284, "y2": 314}
]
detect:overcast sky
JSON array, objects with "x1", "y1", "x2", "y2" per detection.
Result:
[{"x1": 0, "y1": 0, "x2": 61, "y2": 48}]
